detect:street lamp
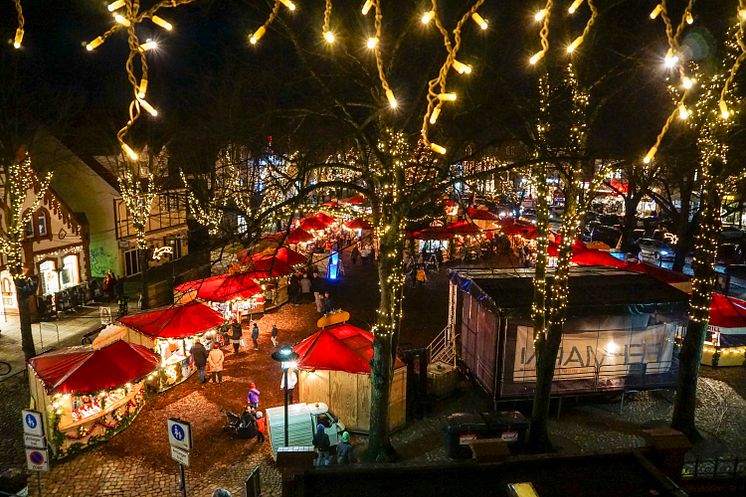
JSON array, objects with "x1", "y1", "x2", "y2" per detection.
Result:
[{"x1": 271, "y1": 346, "x2": 299, "y2": 447}]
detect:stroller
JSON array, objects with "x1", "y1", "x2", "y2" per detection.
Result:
[{"x1": 223, "y1": 409, "x2": 258, "y2": 439}]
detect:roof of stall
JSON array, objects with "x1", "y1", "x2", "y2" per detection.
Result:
[{"x1": 118, "y1": 301, "x2": 224, "y2": 338}]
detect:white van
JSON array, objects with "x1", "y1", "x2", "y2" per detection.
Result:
[{"x1": 265, "y1": 402, "x2": 345, "y2": 458}]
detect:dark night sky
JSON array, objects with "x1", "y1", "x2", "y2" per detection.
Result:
[{"x1": 0, "y1": 1, "x2": 741, "y2": 164}]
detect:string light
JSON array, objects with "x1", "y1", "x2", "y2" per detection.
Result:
[
  {"x1": 324, "y1": 31, "x2": 336, "y2": 43},
  {"x1": 568, "y1": 0, "x2": 584, "y2": 15},
  {"x1": 278, "y1": 0, "x2": 296, "y2": 11},
  {"x1": 250, "y1": 26, "x2": 266, "y2": 45},
  {"x1": 140, "y1": 39, "x2": 158, "y2": 51},
  {"x1": 421, "y1": 11, "x2": 434, "y2": 24},
  {"x1": 151, "y1": 16, "x2": 173, "y2": 31},
  {"x1": 14, "y1": 27, "x2": 24, "y2": 49},
  {"x1": 362, "y1": 0, "x2": 373, "y2": 16},
  {"x1": 471, "y1": 12, "x2": 488, "y2": 30},
  {"x1": 437, "y1": 92, "x2": 457, "y2": 101},
  {"x1": 121, "y1": 143, "x2": 139, "y2": 161},
  {"x1": 678, "y1": 104, "x2": 690, "y2": 120},
  {"x1": 452, "y1": 59, "x2": 473, "y2": 74},
  {"x1": 430, "y1": 143, "x2": 447, "y2": 154},
  {"x1": 682, "y1": 76, "x2": 695, "y2": 89},
  {"x1": 114, "y1": 14, "x2": 131, "y2": 27},
  {"x1": 137, "y1": 98, "x2": 159, "y2": 117},
  {"x1": 108, "y1": 1, "x2": 125, "y2": 12},
  {"x1": 429, "y1": 106, "x2": 441, "y2": 124},
  {"x1": 12, "y1": 0, "x2": 24, "y2": 49},
  {"x1": 685, "y1": 11, "x2": 694, "y2": 25},
  {"x1": 386, "y1": 89, "x2": 398, "y2": 109},
  {"x1": 366, "y1": 36, "x2": 378, "y2": 49},
  {"x1": 534, "y1": 10, "x2": 547, "y2": 22},
  {"x1": 650, "y1": 4, "x2": 662, "y2": 20}
]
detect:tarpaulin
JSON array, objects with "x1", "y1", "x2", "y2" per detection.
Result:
[
  {"x1": 344, "y1": 218, "x2": 373, "y2": 230},
  {"x1": 175, "y1": 273, "x2": 263, "y2": 302},
  {"x1": 238, "y1": 247, "x2": 307, "y2": 266},
  {"x1": 119, "y1": 301, "x2": 225, "y2": 338}
]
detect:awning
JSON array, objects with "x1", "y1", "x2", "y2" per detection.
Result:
[
  {"x1": 299, "y1": 217, "x2": 328, "y2": 231},
  {"x1": 571, "y1": 250, "x2": 628, "y2": 268},
  {"x1": 238, "y1": 247, "x2": 307, "y2": 266},
  {"x1": 288, "y1": 227, "x2": 314, "y2": 243},
  {"x1": 118, "y1": 301, "x2": 225, "y2": 338},
  {"x1": 339, "y1": 194, "x2": 367, "y2": 205},
  {"x1": 315, "y1": 212, "x2": 336, "y2": 226},
  {"x1": 709, "y1": 293, "x2": 746, "y2": 346},
  {"x1": 467, "y1": 208, "x2": 500, "y2": 221},
  {"x1": 175, "y1": 273, "x2": 263, "y2": 302},
  {"x1": 344, "y1": 218, "x2": 373, "y2": 230},
  {"x1": 293, "y1": 324, "x2": 404, "y2": 374},
  {"x1": 445, "y1": 220, "x2": 482, "y2": 236},
  {"x1": 28, "y1": 340, "x2": 159, "y2": 394}
]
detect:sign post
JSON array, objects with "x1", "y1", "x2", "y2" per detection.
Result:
[
  {"x1": 22, "y1": 409, "x2": 49, "y2": 497},
  {"x1": 167, "y1": 418, "x2": 192, "y2": 497}
]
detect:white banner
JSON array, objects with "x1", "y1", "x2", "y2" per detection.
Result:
[{"x1": 513, "y1": 323, "x2": 675, "y2": 382}]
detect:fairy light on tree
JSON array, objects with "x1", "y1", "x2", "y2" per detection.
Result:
[
  {"x1": 11, "y1": 0, "x2": 24, "y2": 48},
  {"x1": 0, "y1": 155, "x2": 52, "y2": 360}
]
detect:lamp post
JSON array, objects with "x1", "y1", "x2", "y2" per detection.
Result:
[{"x1": 271, "y1": 346, "x2": 299, "y2": 447}]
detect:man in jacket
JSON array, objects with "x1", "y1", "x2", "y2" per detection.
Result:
[
  {"x1": 190, "y1": 340, "x2": 209, "y2": 384},
  {"x1": 251, "y1": 322, "x2": 260, "y2": 350},
  {"x1": 312, "y1": 423, "x2": 331, "y2": 466},
  {"x1": 336, "y1": 431, "x2": 355, "y2": 464},
  {"x1": 208, "y1": 342, "x2": 225, "y2": 383},
  {"x1": 230, "y1": 318, "x2": 242, "y2": 354}
]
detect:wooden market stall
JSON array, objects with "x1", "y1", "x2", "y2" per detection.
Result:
[
  {"x1": 118, "y1": 301, "x2": 225, "y2": 390},
  {"x1": 175, "y1": 271, "x2": 265, "y2": 317},
  {"x1": 293, "y1": 323, "x2": 407, "y2": 433},
  {"x1": 27, "y1": 331, "x2": 159, "y2": 459}
]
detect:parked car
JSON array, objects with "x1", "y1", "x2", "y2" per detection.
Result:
[
  {"x1": 586, "y1": 224, "x2": 622, "y2": 249},
  {"x1": 716, "y1": 243, "x2": 744, "y2": 266},
  {"x1": 637, "y1": 238, "x2": 676, "y2": 261}
]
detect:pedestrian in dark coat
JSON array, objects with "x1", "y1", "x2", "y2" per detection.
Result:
[
  {"x1": 230, "y1": 318, "x2": 242, "y2": 354},
  {"x1": 312, "y1": 423, "x2": 331, "y2": 466},
  {"x1": 336, "y1": 431, "x2": 355, "y2": 464},
  {"x1": 190, "y1": 340, "x2": 208, "y2": 384},
  {"x1": 271, "y1": 324, "x2": 279, "y2": 347},
  {"x1": 251, "y1": 322, "x2": 260, "y2": 350}
]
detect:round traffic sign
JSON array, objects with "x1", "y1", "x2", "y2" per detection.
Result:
[
  {"x1": 29, "y1": 451, "x2": 44, "y2": 465},
  {"x1": 25, "y1": 413, "x2": 37, "y2": 429},
  {"x1": 171, "y1": 424, "x2": 185, "y2": 441}
]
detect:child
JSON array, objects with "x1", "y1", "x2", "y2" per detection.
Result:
[
  {"x1": 247, "y1": 382, "x2": 260, "y2": 409},
  {"x1": 255, "y1": 411, "x2": 265, "y2": 442}
]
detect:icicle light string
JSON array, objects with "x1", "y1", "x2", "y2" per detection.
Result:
[
  {"x1": 530, "y1": 0, "x2": 553, "y2": 65},
  {"x1": 12, "y1": 0, "x2": 24, "y2": 48},
  {"x1": 566, "y1": 0, "x2": 598, "y2": 54}
]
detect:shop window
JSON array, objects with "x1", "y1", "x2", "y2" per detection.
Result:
[
  {"x1": 163, "y1": 236, "x2": 184, "y2": 260},
  {"x1": 39, "y1": 260, "x2": 59, "y2": 295},
  {"x1": 37, "y1": 210, "x2": 49, "y2": 237},
  {"x1": 124, "y1": 249, "x2": 140, "y2": 277},
  {"x1": 61, "y1": 255, "x2": 80, "y2": 288},
  {"x1": 23, "y1": 210, "x2": 34, "y2": 238}
]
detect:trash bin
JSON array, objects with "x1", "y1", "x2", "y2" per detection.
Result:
[{"x1": 444, "y1": 411, "x2": 528, "y2": 459}]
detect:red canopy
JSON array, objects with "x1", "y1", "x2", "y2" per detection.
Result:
[
  {"x1": 239, "y1": 247, "x2": 307, "y2": 266},
  {"x1": 315, "y1": 212, "x2": 336, "y2": 226},
  {"x1": 446, "y1": 220, "x2": 482, "y2": 236},
  {"x1": 571, "y1": 250, "x2": 628, "y2": 268},
  {"x1": 623, "y1": 261, "x2": 690, "y2": 284},
  {"x1": 321, "y1": 200, "x2": 338, "y2": 207},
  {"x1": 293, "y1": 324, "x2": 404, "y2": 374},
  {"x1": 244, "y1": 256, "x2": 294, "y2": 277},
  {"x1": 28, "y1": 340, "x2": 159, "y2": 394},
  {"x1": 344, "y1": 218, "x2": 373, "y2": 230},
  {"x1": 339, "y1": 194, "x2": 367, "y2": 205},
  {"x1": 501, "y1": 221, "x2": 536, "y2": 237},
  {"x1": 287, "y1": 227, "x2": 313, "y2": 243},
  {"x1": 410, "y1": 225, "x2": 452, "y2": 240},
  {"x1": 119, "y1": 301, "x2": 225, "y2": 338},
  {"x1": 467, "y1": 208, "x2": 500, "y2": 221},
  {"x1": 548, "y1": 239, "x2": 588, "y2": 257},
  {"x1": 175, "y1": 273, "x2": 262, "y2": 302},
  {"x1": 299, "y1": 217, "x2": 328, "y2": 231},
  {"x1": 709, "y1": 292, "x2": 746, "y2": 329}
]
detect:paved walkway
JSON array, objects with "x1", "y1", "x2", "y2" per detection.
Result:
[{"x1": 0, "y1": 302, "x2": 120, "y2": 380}]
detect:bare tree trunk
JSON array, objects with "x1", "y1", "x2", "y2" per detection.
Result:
[{"x1": 672, "y1": 178, "x2": 693, "y2": 273}]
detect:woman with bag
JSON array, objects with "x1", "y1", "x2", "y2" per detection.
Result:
[{"x1": 208, "y1": 342, "x2": 224, "y2": 383}]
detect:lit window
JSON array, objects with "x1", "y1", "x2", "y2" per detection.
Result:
[
  {"x1": 37, "y1": 211, "x2": 48, "y2": 236},
  {"x1": 61, "y1": 255, "x2": 80, "y2": 288},
  {"x1": 39, "y1": 260, "x2": 59, "y2": 295}
]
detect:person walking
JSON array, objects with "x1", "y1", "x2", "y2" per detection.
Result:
[
  {"x1": 251, "y1": 321, "x2": 260, "y2": 350},
  {"x1": 416, "y1": 265, "x2": 428, "y2": 287},
  {"x1": 230, "y1": 317, "x2": 242, "y2": 354},
  {"x1": 311, "y1": 272, "x2": 324, "y2": 313},
  {"x1": 190, "y1": 340, "x2": 208, "y2": 384},
  {"x1": 351, "y1": 243, "x2": 360, "y2": 264},
  {"x1": 322, "y1": 291, "x2": 334, "y2": 315},
  {"x1": 312, "y1": 423, "x2": 331, "y2": 466},
  {"x1": 255, "y1": 411, "x2": 266, "y2": 443},
  {"x1": 360, "y1": 243, "x2": 371, "y2": 266},
  {"x1": 271, "y1": 324, "x2": 279, "y2": 347},
  {"x1": 300, "y1": 274, "x2": 312, "y2": 303},
  {"x1": 336, "y1": 431, "x2": 355, "y2": 464},
  {"x1": 247, "y1": 382, "x2": 260, "y2": 409},
  {"x1": 280, "y1": 368, "x2": 297, "y2": 402},
  {"x1": 207, "y1": 342, "x2": 224, "y2": 383},
  {"x1": 289, "y1": 273, "x2": 300, "y2": 305}
]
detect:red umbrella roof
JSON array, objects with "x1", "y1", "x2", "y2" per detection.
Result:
[
  {"x1": 315, "y1": 212, "x2": 336, "y2": 225},
  {"x1": 175, "y1": 273, "x2": 262, "y2": 302},
  {"x1": 288, "y1": 227, "x2": 314, "y2": 243},
  {"x1": 339, "y1": 194, "x2": 367, "y2": 205},
  {"x1": 501, "y1": 221, "x2": 536, "y2": 237},
  {"x1": 293, "y1": 324, "x2": 404, "y2": 374},
  {"x1": 709, "y1": 292, "x2": 746, "y2": 329},
  {"x1": 299, "y1": 217, "x2": 327, "y2": 231},
  {"x1": 344, "y1": 217, "x2": 373, "y2": 230},
  {"x1": 467, "y1": 208, "x2": 500, "y2": 221},
  {"x1": 28, "y1": 340, "x2": 159, "y2": 394},
  {"x1": 254, "y1": 247, "x2": 307, "y2": 266},
  {"x1": 119, "y1": 301, "x2": 225, "y2": 338},
  {"x1": 571, "y1": 250, "x2": 628, "y2": 268}
]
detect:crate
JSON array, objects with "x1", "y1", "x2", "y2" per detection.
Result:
[{"x1": 427, "y1": 361, "x2": 458, "y2": 398}]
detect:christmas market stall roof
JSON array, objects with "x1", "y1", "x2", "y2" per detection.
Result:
[
  {"x1": 293, "y1": 324, "x2": 404, "y2": 375},
  {"x1": 344, "y1": 217, "x2": 373, "y2": 230},
  {"x1": 175, "y1": 273, "x2": 263, "y2": 302},
  {"x1": 118, "y1": 301, "x2": 224, "y2": 338},
  {"x1": 238, "y1": 247, "x2": 307, "y2": 267},
  {"x1": 709, "y1": 292, "x2": 746, "y2": 346},
  {"x1": 28, "y1": 340, "x2": 159, "y2": 395}
]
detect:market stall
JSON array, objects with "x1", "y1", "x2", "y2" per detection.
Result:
[
  {"x1": 27, "y1": 332, "x2": 159, "y2": 459},
  {"x1": 701, "y1": 292, "x2": 746, "y2": 367},
  {"x1": 343, "y1": 217, "x2": 373, "y2": 239},
  {"x1": 175, "y1": 271, "x2": 265, "y2": 315},
  {"x1": 119, "y1": 301, "x2": 225, "y2": 390},
  {"x1": 293, "y1": 323, "x2": 407, "y2": 433},
  {"x1": 242, "y1": 256, "x2": 295, "y2": 309}
]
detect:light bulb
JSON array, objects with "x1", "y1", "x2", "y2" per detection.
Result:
[
  {"x1": 366, "y1": 37, "x2": 378, "y2": 49},
  {"x1": 650, "y1": 4, "x2": 662, "y2": 19},
  {"x1": 152, "y1": 16, "x2": 173, "y2": 31},
  {"x1": 140, "y1": 39, "x2": 158, "y2": 51},
  {"x1": 421, "y1": 11, "x2": 434, "y2": 24},
  {"x1": 86, "y1": 36, "x2": 104, "y2": 51},
  {"x1": 250, "y1": 26, "x2": 266, "y2": 45},
  {"x1": 430, "y1": 143, "x2": 447, "y2": 155},
  {"x1": 719, "y1": 100, "x2": 730, "y2": 119},
  {"x1": 534, "y1": 10, "x2": 547, "y2": 22},
  {"x1": 529, "y1": 50, "x2": 545, "y2": 65},
  {"x1": 567, "y1": 37, "x2": 582, "y2": 53},
  {"x1": 471, "y1": 12, "x2": 488, "y2": 30},
  {"x1": 362, "y1": 0, "x2": 374, "y2": 15},
  {"x1": 137, "y1": 78, "x2": 148, "y2": 99},
  {"x1": 678, "y1": 105, "x2": 689, "y2": 120},
  {"x1": 122, "y1": 142, "x2": 139, "y2": 161},
  {"x1": 438, "y1": 93, "x2": 457, "y2": 101},
  {"x1": 324, "y1": 31, "x2": 336, "y2": 43},
  {"x1": 568, "y1": 0, "x2": 584, "y2": 15},
  {"x1": 137, "y1": 98, "x2": 158, "y2": 117},
  {"x1": 107, "y1": 0, "x2": 125, "y2": 12},
  {"x1": 664, "y1": 50, "x2": 678, "y2": 68},
  {"x1": 114, "y1": 14, "x2": 131, "y2": 27},
  {"x1": 682, "y1": 77, "x2": 695, "y2": 90},
  {"x1": 740, "y1": 9, "x2": 746, "y2": 20},
  {"x1": 13, "y1": 28, "x2": 23, "y2": 49},
  {"x1": 386, "y1": 88, "x2": 397, "y2": 109},
  {"x1": 429, "y1": 107, "x2": 441, "y2": 124},
  {"x1": 279, "y1": 0, "x2": 296, "y2": 11},
  {"x1": 453, "y1": 59, "x2": 472, "y2": 74},
  {"x1": 685, "y1": 12, "x2": 693, "y2": 24},
  {"x1": 643, "y1": 145, "x2": 657, "y2": 164}
]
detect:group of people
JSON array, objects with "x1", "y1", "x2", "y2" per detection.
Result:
[{"x1": 312, "y1": 423, "x2": 356, "y2": 466}]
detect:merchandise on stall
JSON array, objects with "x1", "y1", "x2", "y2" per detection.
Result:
[
  {"x1": 701, "y1": 292, "x2": 746, "y2": 367},
  {"x1": 175, "y1": 271, "x2": 266, "y2": 314},
  {"x1": 119, "y1": 301, "x2": 225, "y2": 390},
  {"x1": 27, "y1": 335, "x2": 159, "y2": 459}
]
